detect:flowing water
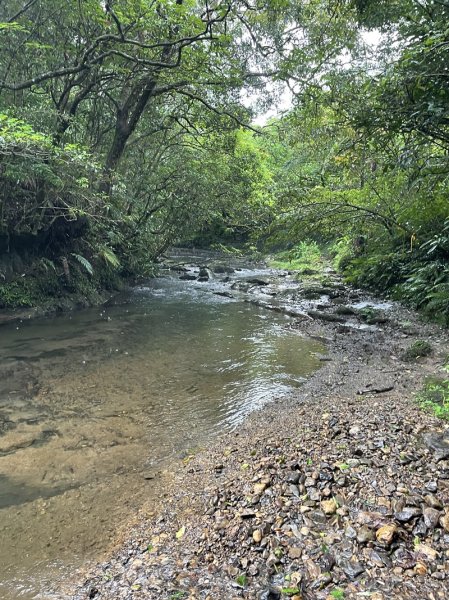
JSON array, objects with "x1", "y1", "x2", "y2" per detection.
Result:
[{"x1": 0, "y1": 261, "x2": 324, "y2": 598}]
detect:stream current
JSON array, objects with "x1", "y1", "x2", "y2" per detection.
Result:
[{"x1": 0, "y1": 258, "x2": 324, "y2": 598}]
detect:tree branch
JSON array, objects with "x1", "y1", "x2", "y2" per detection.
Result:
[
  {"x1": 5, "y1": 0, "x2": 38, "y2": 23},
  {"x1": 175, "y1": 89, "x2": 260, "y2": 133}
]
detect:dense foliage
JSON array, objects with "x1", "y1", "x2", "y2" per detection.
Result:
[{"x1": 0, "y1": 1, "x2": 448, "y2": 321}]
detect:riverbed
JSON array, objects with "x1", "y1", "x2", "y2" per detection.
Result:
[
  {"x1": 70, "y1": 254, "x2": 449, "y2": 600},
  {"x1": 0, "y1": 255, "x2": 324, "y2": 599}
]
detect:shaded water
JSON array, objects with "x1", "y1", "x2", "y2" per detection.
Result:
[{"x1": 0, "y1": 268, "x2": 323, "y2": 598}]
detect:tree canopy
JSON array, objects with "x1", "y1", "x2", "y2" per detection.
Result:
[{"x1": 0, "y1": 0, "x2": 448, "y2": 321}]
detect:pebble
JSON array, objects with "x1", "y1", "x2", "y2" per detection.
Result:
[
  {"x1": 376, "y1": 524, "x2": 397, "y2": 546},
  {"x1": 423, "y1": 507, "x2": 441, "y2": 529},
  {"x1": 72, "y1": 274, "x2": 449, "y2": 600},
  {"x1": 321, "y1": 499, "x2": 337, "y2": 515},
  {"x1": 253, "y1": 482, "x2": 267, "y2": 495},
  {"x1": 252, "y1": 529, "x2": 262, "y2": 544},
  {"x1": 440, "y1": 513, "x2": 449, "y2": 532}
]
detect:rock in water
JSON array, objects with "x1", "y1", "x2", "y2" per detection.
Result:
[{"x1": 197, "y1": 266, "x2": 213, "y2": 281}]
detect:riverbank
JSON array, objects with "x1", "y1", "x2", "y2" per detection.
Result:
[
  {"x1": 0, "y1": 288, "x2": 117, "y2": 327},
  {"x1": 69, "y1": 260, "x2": 449, "y2": 600}
]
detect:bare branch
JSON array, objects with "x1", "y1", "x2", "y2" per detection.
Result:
[{"x1": 176, "y1": 89, "x2": 261, "y2": 133}]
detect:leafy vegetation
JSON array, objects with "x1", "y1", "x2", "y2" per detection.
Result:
[
  {"x1": 281, "y1": 587, "x2": 300, "y2": 596},
  {"x1": 268, "y1": 241, "x2": 324, "y2": 275},
  {"x1": 417, "y1": 377, "x2": 449, "y2": 421},
  {"x1": 402, "y1": 340, "x2": 433, "y2": 362},
  {"x1": 235, "y1": 574, "x2": 248, "y2": 587},
  {"x1": 0, "y1": 1, "x2": 448, "y2": 319}
]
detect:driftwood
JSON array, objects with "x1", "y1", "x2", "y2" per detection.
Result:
[{"x1": 356, "y1": 385, "x2": 394, "y2": 395}]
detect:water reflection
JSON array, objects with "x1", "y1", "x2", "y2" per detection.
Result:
[{"x1": 0, "y1": 274, "x2": 323, "y2": 598}]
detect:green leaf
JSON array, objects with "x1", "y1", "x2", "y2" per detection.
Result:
[
  {"x1": 0, "y1": 22, "x2": 28, "y2": 32},
  {"x1": 281, "y1": 587, "x2": 300, "y2": 596},
  {"x1": 71, "y1": 253, "x2": 93, "y2": 276},
  {"x1": 99, "y1": 247, "x2": 120, "y2": 268}
]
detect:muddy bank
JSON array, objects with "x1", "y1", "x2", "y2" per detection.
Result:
[{"x1": 68, "y1": 259, "x2": 449, "y2": 600}]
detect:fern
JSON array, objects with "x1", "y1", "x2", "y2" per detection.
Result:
[
  {"x1": 71, "y1": 253, "x2": 93, "y2": 276},
  {"x1": 39, "y1": 257, "x2": 56, "y2": 272},
  {"x1": 98, "y1": 246, "x2": 120, "y2": 268}
]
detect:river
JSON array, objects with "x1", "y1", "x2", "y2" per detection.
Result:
[{"x1": 0, "y1": 254, "x2": 324, "y2": 599}]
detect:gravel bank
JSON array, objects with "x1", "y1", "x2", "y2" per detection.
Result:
[{"x1": 69, "y1": 278, "x2": 449, "y2": 600}]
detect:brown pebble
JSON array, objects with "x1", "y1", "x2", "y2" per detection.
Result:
[
  {"x1": 440, "y1": 512, "x2": 449, "y2": 532},
  {"x1": 321, "y1": 499, "x2": 337, "y2": 515},
  {"x1": 252, "y1": 529, "x2": 262, "y2": 544},
  {"x1": 375, "y1": 524, "x2": 397, "y2": 546},
  {"x1": 414, "y1": 562, "x2": 428, "y2": 576},
  {"x1": 253, "y1": 482, "x2": 267, "y2": 495},
  {"x1": 288, "y1": 546, "x2": 302, "y2": 559}
]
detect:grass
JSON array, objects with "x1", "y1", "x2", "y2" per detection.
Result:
[
  {"x1": 281, "y1": 587, "x2": 300, "y2": 596},
  {"x1": 417, "y1": 376, "x2": 449, "y2": 421},
  {"x1": 402, "y1": 340, "x2": 433, "y2": 362},
  {"x1": 329, "y1": 589, "x2": 345, "y2": 599}
]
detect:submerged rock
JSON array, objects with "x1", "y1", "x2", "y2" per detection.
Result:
[{"x1": 179, "y1": 273, "x2": 196, "y2": 280}]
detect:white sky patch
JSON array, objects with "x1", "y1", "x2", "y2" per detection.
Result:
[
  {"x1": 252, "y1": 87, "x2": 293, "y2": 126},
  {"x1": 362, "y1": 29, "x2": 382, "y2": 47},
  {"x1": 245, "y1": 28, "x2": 383, "y2": 126}
]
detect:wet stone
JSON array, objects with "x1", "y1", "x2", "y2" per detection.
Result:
[
  {"x1": 357, "y1": 526, "x2": 374, "y2": 544},
  {"x1": 423, "y1": 508, "x2": 441, "y2": 530},
  {"x1": 338, "y1": 558, "x2": 365, "y2": 579},
  {"x1": 395, "y1": 507, "x2": 422, "y2": 522}
]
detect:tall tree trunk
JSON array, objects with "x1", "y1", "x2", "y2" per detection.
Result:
[{"x1": 101, "y1": 78, "x2": 159, "y2": 195}]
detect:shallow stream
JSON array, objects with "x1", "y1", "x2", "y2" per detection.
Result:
[{"x1": 0, "y1": 256, "x2": 324, "y2": 598}]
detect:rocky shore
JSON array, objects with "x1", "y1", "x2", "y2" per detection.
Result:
[{"x1": 70, "y1": 262, "x2": 449, "y2": 600}]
